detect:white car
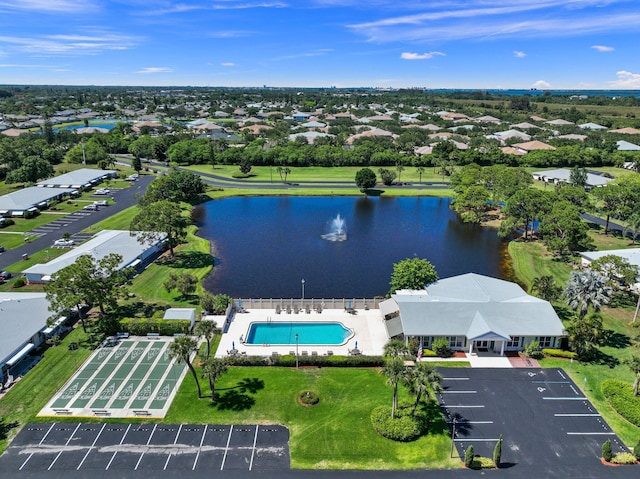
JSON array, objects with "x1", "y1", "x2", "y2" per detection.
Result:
[
  {"x1": 95, "y1": 188, "x2": 110, "y2": 195},
  {"x1": 83, "y1": 204, "x2": 99, "y2": 211},
  {"x1": 54, "y1": 239, "x2": 75, "y2": 247},
  {"x1": 95, "y1": 200, "x2": 109, "y2": 207}
]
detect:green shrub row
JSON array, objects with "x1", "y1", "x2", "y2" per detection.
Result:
[
  {"x1": 119, "y1": 318, "x2": 192, "y2": 336},
  {"x1": 422, "y1": 349, "x2": 437, "y2": 357},
  {"x1": 370, "y1": 404, "x2": 426, "y2": 442},
  {"x1": 611, "y1": 452, "x2": 638, "y2": 465},
  {"x1": 223, "y1": 354, "x2": 384, "y2": 368},
  {"x1": 542, "y1": 348, "x2": 578, "y2": 359},
  {"x1": 601, "y1": 379, "x2": 640, "y2": 427}
]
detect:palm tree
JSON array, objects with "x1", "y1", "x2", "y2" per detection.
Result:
[
  {"x1": 624, "y1": 355, "x2": 640, "y2": 396},
  {"x1": 396, "y1": 163, "x2": 405, "y2": 184},
  {"x1": 381, "y1": 356, "x2": 406, "y2": 418},
  {"x1": 194, "y1": 320, "x2": 219, "y2": 360},
  {"x1": 416, "y1": 166, "x2": 425, "y2": 184},
  {"x1": 623, "y1": 212, "x2": 640, "y2": 244},
  {"x1": 530, "y1": 275, "x2": 562, "y2": 302},
  {"x1": 404, "y1": 362, "x2": 443, "y2": 415},
  {"x1": 383, "y1": 339, "x2": 409, "y2": 358},
  {"x1": 168, "y1": 336, "x2": 202, "y2": 398},
  {"x1": 563, "y1": 270, "x2": 612, "y2": 319},
  {"x1": 201, "y1": 357, "x2": 228, "y2": 402}
]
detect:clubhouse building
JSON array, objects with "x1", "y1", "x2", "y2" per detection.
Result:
[{"x1": 381, "y1": 273, "x2": 566, "y2": 355}]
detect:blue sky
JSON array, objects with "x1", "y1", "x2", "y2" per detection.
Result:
[{"x1": 1, "y1": 0, "x2": 639, "y2": 89}]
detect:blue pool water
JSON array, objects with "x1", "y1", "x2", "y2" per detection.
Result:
[{"x1": 245, "y1": 322, "x2": 353, "y2": 345}]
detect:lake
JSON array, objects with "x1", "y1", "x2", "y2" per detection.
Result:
[{"x1": 198, "y1": 196, "x2": 513, "y2": 298}]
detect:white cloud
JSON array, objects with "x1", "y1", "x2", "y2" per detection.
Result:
[
  {"x1": 0, "y1": 0, "x2": 98, "y2": 13},
  {"x1": 591, "y1": 45, "x2": 614, "y2": 52},
  {"x1": 0, "y1": 30, "x2": 140, "y2": 55},
  {"x1": 221, "y1": 62, "x2": 236, "y2": 67},
  {"x1": 211, "y1": 1, "x2": 288, "y2": 9},
  {"x1": 136, "y1": 67, "x2": 173, "y2": 74},
  {"x1": 208, "y1": 31, "x2": 254, "y2": 38},
  {"x1": 532, "y1": 80, "x2": 551, "y2": 89},
  {"x1": 513, "y1": 50, "x2": 526, "y2": 58},
  {"x1": 400, "y1": 51, "x2": 445, "y2": 60},
  {"x1": 609, "y1": 70, "x2": 640, "y2": 88}
]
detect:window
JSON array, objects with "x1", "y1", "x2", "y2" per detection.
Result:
[
  {"x1": 506, "y1": 337, "x2": 521, "y2": 348},
  {"x1": 446, "y1": 336, "x2": 464, "y2": 348},
  {"x1": 538, "y1": 336, "x2": 553, "y2": 348}
]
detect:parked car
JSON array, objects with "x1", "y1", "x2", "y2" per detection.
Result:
[
  {"x1": 94, "y1": 188, "x2": 110, "y2": 195},
  {"x1": 95, "y1": 200, "x2": 109, "y2": 207},
  {"x1": 83, "y1": 204, "x2": 99, "y2": 211},
  {"x1": 0, "y1": 270, "x2": 12, "y2": 279},
  {"x1": 53, "y1": 239, "x2": 75, "y2": 247},
  {"x1": 0, "y1": 245, "x2": 5, "y2": 252}
]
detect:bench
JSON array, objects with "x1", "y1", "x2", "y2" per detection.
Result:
[
  {"x1": 116, "y1": 332, "x2": 130, "y2": 338},
  {"x1": 147, "y1": 332, "x2": 160, "y2": 338},
  {"x1": 92, "y1": 409, "x2": 110, "y2": 416},
  {"x1": 133, "y1": 410, "x2": 151, "y2": 416},
  {"x1": 53, "y1": 409, "x2": 71, "y2": 415}
]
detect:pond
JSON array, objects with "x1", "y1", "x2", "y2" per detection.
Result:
[{"x1": 197, "y1": 196, "x2": 513, "y2": 298}]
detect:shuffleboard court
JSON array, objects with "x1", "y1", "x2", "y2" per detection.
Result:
[{"x1": 40, "y1": 337, "x2": 189, "y2": 418}]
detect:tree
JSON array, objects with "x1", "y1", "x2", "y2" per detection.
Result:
[
  {"x1": 569, "y1": 166, "x2": 588, "y2": 188},
  {"x1": 564, "y1": 270, "x2": 612, "y2": 319},
  {"x1": 592, "y1": 184, "x2": 624, "y2": 235},
  {"x1": 201, "y1": 357, "x2": 228, "y2": 403},
  {"x1": 381, "y1": 356, "x2": 406, "y2": 419},
  {"x1": 276, "y1": 166, "x2": 291, "y2": 183},
  {"x1": 239, "y1": 158, "x2": 252, "y2": 175},
  {"x1": 378, "y1": 168, "x2": 396, "y2": 186},
  {"x1": 396, "y1": 163, "x2": 405, "y2": 183},
  {"x1": 45, "y1": 253, "x2": 130, "y2": 317},
  {"x1": 464, "y1": 445, "x2": 475, "y2": 468},
  {"x1": 602, "y1": 439, "x2": 613, "y2": 462},
  {"x1": 66, "y1": 140, "x2": 109, "y2": 164},
  {"x1": 383, "y1": 339, "x2": 409, "y2": 358},
  {"x1": 499, "y1": 189, "x2": 552, "y2": 240},
  {"x1": 451, "y1": 185, "x2": 490, "y2": 224},
  {"x1": 566, "y1": 313, "x2": 605, "y2": 359},
  {"x1": 131, "y1": 156, "x2": 142, "y2": 173},
  {"x1": 416, "y1": 166, "x2": 425, "y2": 184},
  {"x1": 403, "y1": 362, "x2": 443, "y2": 415},
  {"x1": 130, "y1": 200, "x2": 189, "y2": 256},
  {"x1": 168, "y1": 336, "x2": 202, "y2": 398},
  {"x1": 389, "y1": 257, "x2": 438, "y2": 295},
  {"x1": 589, "y1": 255, "x2": 639, "y2": 290},
  {"x1": 142, "y1": 170, "x2": 206, "y2": 204},
  {"x1": 530, "y1": 275, "x2": 562, "y2": 302},
  {"x1": 164, "y1": 272, "x2": 198, "y2": 298},
  {"x1": 539, "y1": 201, "x2": 593, "y2": 256},
  {"x1": 195, "y1": 320, "x2": 219, "y2": 360},
  {"x1": 5, "y1": 157, "x2": 53, "y2": 184},
  {"x1": 623, "y1": 354, "x2": 640, "y2": 396},
  {"x1": 355, "y1": 167, "x2": 377, "y2": 192},
  {"x1": 623, "y1": 212, "x2": 640, "y2": 244}
]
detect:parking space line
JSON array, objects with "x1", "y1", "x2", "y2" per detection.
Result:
[
  {"x1": 554, "y1": 413, "x2": 601, "y2": 417},
  {"x1": 447, "y1": 420, "x2": 494, "y2": 424},
  {"x1": 106, "y1": 424, "x2": 131, "y2": 470},
  {"x1": 567, "y1": 432, "x2": 615, "y2": 435},
  {"x1": 543, "y1": 397, "x2": 587, "y2": 400},
  {"x1": 164, "y1": 424, "x2": 183, "y2": 470},
  {"x1": 248, "y1": 425, "x2": 259, "y2": 471},
  {"x1": 48, "y1": 423, "x2": 82, "y2": 470},
  {"x1": 77, "y1": 423, "x2": 106, "y2": 470},
  {"x1": 442, "y1": 377, "x2": 469, "y2": 381},
  {"x1": 454, "y1": 438, "x2": 501, "y2": 442},
  {"x1": 192, "y1": 425, "x2": 207, "y2": 471},
  {"x1": 220, "y1": 425, "x2": 234, "y2": 470},
  {"x1": 531, "y1": 381, "x2": 570, "y2": 384},
  {"x1": 441, "y1": 390, "x2": 477, "y2": 394},
  {"x1": 444, "y1": 405, "x2": 485, "y2": 408},
  {"x1": 134, "y1": 424, "x2": 157, "y2": 470},
  {"x1": 19, "y1": 423, "x2": 56, "y2": 471}
]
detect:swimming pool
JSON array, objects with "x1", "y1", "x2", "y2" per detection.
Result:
[{"x1": 245, "y1": 322, "x2": 353, "y2": 345}]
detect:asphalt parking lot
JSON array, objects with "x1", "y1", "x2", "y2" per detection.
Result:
[
  {"x1": 0, "y1": 423, "x2": 289, "y2": 475},
  {"x1": 437, "y1": 367, "x2": 628, "y2": 467}
]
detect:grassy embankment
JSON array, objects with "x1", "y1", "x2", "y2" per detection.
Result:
[{"x1": 508, "y1": 227, "x2": 640, "y2": 446}]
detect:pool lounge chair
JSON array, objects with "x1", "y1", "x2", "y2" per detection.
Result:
[{"x1": 275, "y1": 305, "x2": 281, "y2": 314}]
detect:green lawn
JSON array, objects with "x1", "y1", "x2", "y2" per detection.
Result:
[
  {"x1": 0, "y1": 327, "x2": 94, "y2": 452},
  {"x1": 166, "y1": 365, "x2": 460, "y2": 470},
  {"x1": 507, "y1": 240, "x2": 573, "y2": 291}
]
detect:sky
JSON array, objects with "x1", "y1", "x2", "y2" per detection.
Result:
[{"x1": 0, "y1": 0, "x2": 639, "y2": 89}]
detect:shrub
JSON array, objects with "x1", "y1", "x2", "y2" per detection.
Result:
[
  {"x1": 602, "y1": 380, "x2": 640, "y2": 427},
  {"x1": 493, "y1": 435, "x2": 502, "y2": 467},
  {"x1": 602, "y1": 439, "x2": 613, "y2": 462},
  {"x1": 12, "y1": 276, "x2": 26, "y2": 288},
  {"x1": 299, "y1": 391, "x2": 319, "y2": 405},
  {"x1": 635, "y1": 439, "x2": 640, "y2": 461},
  {"x1": 422, "y1": 349, "x2": 437, "y2": 357},
  {"x1": 431, "y1": 338, "x2": 451, "y2": 357},
  {"x1": 473, "y1": 456, "x2": 496, "y2": 469},
  {"x1": 370, "y1": 404, "x2": 426, "y2": 442},
  {"x1": 611, "y1": 452, "x2": 638, "y2": 465},
  {"x1": 524, "y1": 340, "x2": 543, "y2": 359},
  {"x1": 119, "y1": 317, "x2": 192, "y2": 336},
  {"x1": 223, "y1": 354, "x2": 385, "y2": 368},
  {"x1": 542, "y1": 348, "x2": 578, "y2": 360},
  {"x1": 464, "y1": 445, "x2": 475, "y2": 468}
]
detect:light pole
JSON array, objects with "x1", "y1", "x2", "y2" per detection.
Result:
[
  {"x1": 295, "y1": 333, "x2": 299, "y2": 369},
  {"x1": 301, "y1": 279, "x2": 305, "y2": 300},
  {"x1": 450, "y1": 417, "x2": 457, "y2": 458}
]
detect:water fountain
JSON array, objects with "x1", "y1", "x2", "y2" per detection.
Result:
[{"x1": 321, "y1": 214, "x2": 347, "y2": 242}]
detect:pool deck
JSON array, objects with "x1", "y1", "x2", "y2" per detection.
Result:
[{"x1": 214, "y1": 308, "x2": 390, "y2": 358}]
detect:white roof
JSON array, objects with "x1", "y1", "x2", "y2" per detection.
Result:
[
  {"x1": 391, "y1": 273, "x2": 565, "y2": 338},
  {"x1": 38, "y1": 168, "x2": 116, "y2": 187},
  {"x1": 164, "y1": 308, "x2": 196, "y2": 320},
  {"x1": 0, "y1": 187, "x2": 75, "y2": 211},
  {"x1": 617, "y1": 140, "x2": 640, "y2": 151},
  {"x1": 580, "y1": 248, "x2": 640, "y2": 271},
  {"x1": 578, "y1": 122, "x2": 607, "y2": 130},
  {"x1": 532, "y1": 168, "x2": 612, "y2": 187},
  {"x1": 0, "y1": 292, "x2": 51, "y2": 366},
  {"x1": 23, "y1": 230, "x2": 165, "y2": 277}
]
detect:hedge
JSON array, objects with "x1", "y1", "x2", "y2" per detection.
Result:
[
  {"x1": 224, "y1": 354, "x2": 385, "y2": 368},
  {"x1": 542, "y1": 348, "x2": 578, "y2": 360},
  {"x1": 602, "y1": 379, "x2": 640, "y2": 427},
  {"x1": 119, "y1": 317, "x2": 192, "y2": 336},
  {"x1": 370, "y1": 404, "x2": 426, "y2": 442}
]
